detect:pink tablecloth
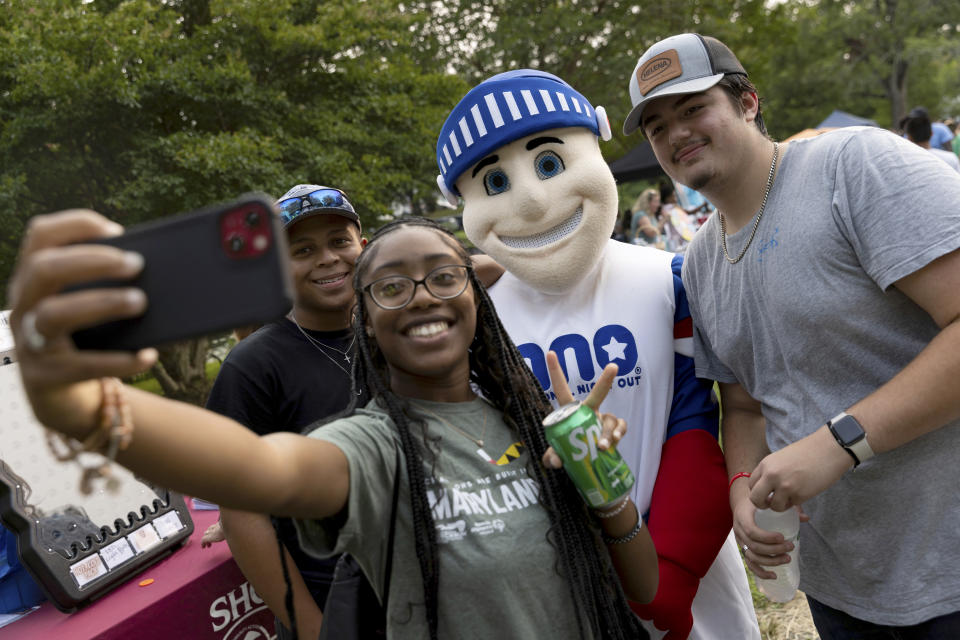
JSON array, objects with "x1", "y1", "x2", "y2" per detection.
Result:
[{"x1": 2, "y1": 505, "x2": 276, "y2": 640}]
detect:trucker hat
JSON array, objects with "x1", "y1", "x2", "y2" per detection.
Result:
[{"x1": 623, "y1": 33, "x2": 747, "y2": 136}]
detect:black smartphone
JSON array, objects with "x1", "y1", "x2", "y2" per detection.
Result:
[{"x1": 70, "y1": 193, "x2": 293, "y2": 351}]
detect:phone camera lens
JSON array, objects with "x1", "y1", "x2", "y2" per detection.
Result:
[
  {"x1": 245, "y1": 211, "x2": 262, "y2": 227},
  {"x1": 228, "y1": 235, "x2": 246, "y2": 252}
]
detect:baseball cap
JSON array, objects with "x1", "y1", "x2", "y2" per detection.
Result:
[
  {"x1": 898, "y1": 107, "x2": 930, "y2": 130},
  {"x1": 275, "y1": 184, "x2": 360, "y2": 230},
  {"x1": 623, "y1": 33, "x2": 747, "y2": 136},
  {"x1": 435, "y1": 69, "x2": 612, "y2": 206}
]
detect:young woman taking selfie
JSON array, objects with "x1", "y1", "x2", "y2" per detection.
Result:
[{"x1": 9, "y1": 212, "x2": 657, "y2": 639}]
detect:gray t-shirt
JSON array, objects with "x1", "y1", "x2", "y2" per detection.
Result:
[
  {"x1": 682, "y1": 127, "x2": 960, "y2": 625},
  {"x1": 295, "y1": 397, "x2": 592, "y2": 639}
]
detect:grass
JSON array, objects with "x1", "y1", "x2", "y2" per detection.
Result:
[{"x1": 744, "y1": 551, "x2": 820, "y2": 639}]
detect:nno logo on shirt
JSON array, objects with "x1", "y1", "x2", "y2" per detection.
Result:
[{"x1": 517, "y1": 324, "x2": 641, "y2": 394}]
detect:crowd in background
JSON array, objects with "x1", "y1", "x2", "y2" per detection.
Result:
[
  {"x1": 615, "y1": 105, "x2": 960, "y2": 250},
  {"x1": 613, "y1": 182, "x2": 713, "y2": 253}
]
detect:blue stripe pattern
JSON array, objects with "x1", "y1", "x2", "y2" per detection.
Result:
[{"x1": 437, "y1": 70, "x2": 600, "y2": 196}]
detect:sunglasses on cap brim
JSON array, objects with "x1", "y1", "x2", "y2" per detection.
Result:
[{"x1": 277, "y1": 188, "x2": 354, "y2": 226}]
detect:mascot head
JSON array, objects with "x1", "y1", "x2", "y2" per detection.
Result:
[{"x1": 436, "y1": 70, "x2": 617, "y2": 293}]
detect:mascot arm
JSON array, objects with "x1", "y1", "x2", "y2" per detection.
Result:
[
  {"x1": 630, "y1": 256, "x2": 732, "y2": 639},
  {"x1": 470, "y1": 253, "x2": 505, "y2": 288}
]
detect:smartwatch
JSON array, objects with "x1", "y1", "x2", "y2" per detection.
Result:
[{"x1": 827, "y1": 412, "x2": 875, "y2": 467}]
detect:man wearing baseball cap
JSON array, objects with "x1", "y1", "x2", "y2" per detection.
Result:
[
  {"x1": 209, "y1": 184, "x2": 370, "y2": 640},
  {"x1": 625, "y1": 33, "x2": 960, "y2": 636},
  {"x1": 437, "y1": 69, "x2": 760, "y2": 640}
]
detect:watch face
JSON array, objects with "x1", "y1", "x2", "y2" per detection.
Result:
[{"x1": 832, "y1": 415, "x2": 865, "y2": 444}]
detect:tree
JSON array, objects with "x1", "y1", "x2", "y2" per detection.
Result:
[
  {"x1": 825, "y1": 0, "x2": 960, "y2": 126},
  {"x1": 0, "y1": 0, "x2": 466, "y2": 402},
  {"x1": 417, "y1": 0, "x2": 794, "y2": 153},
  {"x1": 152, "y1": 338, "x2": 213, "y2": 406},
  {"x1": 421, "y1": 0, "x2": 960, "y2": 147},
  {"x1": 730, "y1": 0, "x2": 960, "y2": 136}
]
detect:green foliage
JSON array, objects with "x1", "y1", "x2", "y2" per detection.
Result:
[
  {"x1": 3, "y1": 0, "x2": 958, "y2": 300},
  {"x1": 752, "y1": 0, "x2": 960, "y2": 135},
  {"x1": 130, "y1": 357, "x2": 222, "y2": 396},
  {"x1": 0, "y1": 0, "x2": 467, "y2": 304},
  {"x1": 423, "y1": 0, "x2": 788, "y2": 156},
  {"x1": 425, "y1": 1, "x2": 960, "y2": 150}
]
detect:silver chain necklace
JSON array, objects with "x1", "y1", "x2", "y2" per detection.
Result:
[
  {"x1": 301, "y1": 325, "x2": 356, "y2": 364},
  {"x1": 288, "y1": 312, "x2": 356, "y2": 363},
  {"x1": 287, "y1": 314, "x2": 358, "y2": 385},
  {"x1": 718, "y1": 141, "x2": 779, "y2": 264}
]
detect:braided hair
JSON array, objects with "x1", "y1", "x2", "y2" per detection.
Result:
[{"x1": 349, "y1": 217, "x2": 646, "y2": 640}]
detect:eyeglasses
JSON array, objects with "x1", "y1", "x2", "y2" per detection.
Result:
[
  {"x1": 362, "y1": 265, "x2": 472, "y2": 310},
  {"x1": 277, "y1": 188, "x2": 355, "y2": 226}
]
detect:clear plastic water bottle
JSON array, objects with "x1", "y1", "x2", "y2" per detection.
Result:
[{"x1": 753, "y1": 507, "x2": 800, "y2": 602}]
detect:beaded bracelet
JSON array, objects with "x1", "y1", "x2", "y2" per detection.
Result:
[
  {"x1": 601, "y1": 514, "x2": 644, "y2": 545},
  {"x1": 45, "y1": 377, "x2": 134, "y2": 495},
  {"x1": 593, "y1": 495, "x2": 630, "y2": 519}
]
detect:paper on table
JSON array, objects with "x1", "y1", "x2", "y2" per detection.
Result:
[{"x1": 191, "y1": 498, "x2": 219, "y2": 511}]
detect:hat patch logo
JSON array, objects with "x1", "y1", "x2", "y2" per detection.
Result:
[
  {"x1": 641, "y1": 57, "x2": 672, "y2": 80},
  {"x1": 636, "y1": 49, "x2": 682, "y2": 95}
]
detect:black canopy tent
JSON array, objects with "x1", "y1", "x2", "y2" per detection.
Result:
[
  {"x1": 609, "y1": 108, "x2": 881, "y2": 184},
  {"x1": 607, "y1": 140, "x2": 665, "y2": 183}
]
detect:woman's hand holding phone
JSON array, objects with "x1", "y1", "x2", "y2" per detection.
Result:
[
  {"x1": 8, "y1": 193, "x2": 291, "y2": 437},
  {"x1": 8, "y1": 209, "x2": 158, "y2": 437}
]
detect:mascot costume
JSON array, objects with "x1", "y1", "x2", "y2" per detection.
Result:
[{"x1": 436, "y1": 70, "x2": 760, "y2": 640}]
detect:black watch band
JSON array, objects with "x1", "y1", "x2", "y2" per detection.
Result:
[{"x1": 836, "y1": 441, "x2": 861, "y2": 467}]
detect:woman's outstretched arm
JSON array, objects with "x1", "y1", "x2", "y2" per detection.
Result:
[{"x1": 8, "y1": 209, "x2": 349, "y2": 520}]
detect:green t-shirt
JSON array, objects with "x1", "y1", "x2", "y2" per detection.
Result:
[{"x1": 295, "y1": 397, "x2": 591, "y2": 639}]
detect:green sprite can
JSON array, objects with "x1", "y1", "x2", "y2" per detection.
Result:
[{"x1": 542, "y1": 401, "x2": 635, "y2": 508}]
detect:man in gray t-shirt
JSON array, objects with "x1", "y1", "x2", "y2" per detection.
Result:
[{"x1": 622, "y1": 32, "x2": 960, "y2": 636}]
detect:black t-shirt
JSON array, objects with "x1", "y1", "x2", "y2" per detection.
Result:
[
  {"x1": 205, "y1": 317, "x2": 368, "y2": 607},
  {"x1": 206, "y1": 318, "x2": 364, "y2": 435}
]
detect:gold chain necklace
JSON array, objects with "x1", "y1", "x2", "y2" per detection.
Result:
[
  {"x1": 412, "y1": 400, "x2": 490, "y2": 452},
  {"x1": 719, "y1": 141, "x2": 779, "y2": 264}
]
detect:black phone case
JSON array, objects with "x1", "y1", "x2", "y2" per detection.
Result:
[{"x1": 71, "y1": 193, "x2": 293, "y2": 351}]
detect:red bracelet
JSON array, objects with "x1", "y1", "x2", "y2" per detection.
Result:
[{"x1": 728, "y1": 472, "x2": 751, "y2": 491}]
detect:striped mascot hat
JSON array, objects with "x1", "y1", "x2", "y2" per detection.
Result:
[{"x1": 436, "y1": 70, "x2": 612, "y2": 206}]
